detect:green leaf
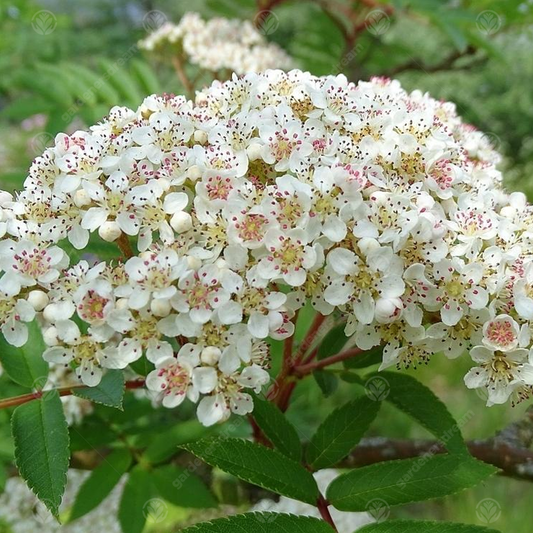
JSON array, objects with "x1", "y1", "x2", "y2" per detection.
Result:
[
  {"x1": 153, "y1": 464, "x2": 217, "y2": 509},
  {"x1": 376, "y1": 372, "x2": 468, "y2": 454},
  {"x1": 11, "y1": 390, "x2": 69, "y2": 517},
  {"x1": 131, "y1": 59, "x2": 162, "y2": 96},
  {"x1": 69, "y1": 449, "x2": 132, "y2": 522},
  {"x1": 327, "y1": 455, "x2": 497, "y2": 512},
  {"x1": 344, "y1": 346, "x2": 383, "y2": 369},
  {"x1": 357, "y1": 520, "x2": 501, "y2": 533},
  {"x1": 143, "y1": 421, "x2": 209, "y2": 465},
  {"x1": 182, "y1": 438, "x2": 319, "y2": 504},
  {"x1": 98, "y1": 59, "x2": 144, "y2": 107},
  {"x1": 118, "y1": 466, "x2": 153, "y2": 533},
  {"x1": 180, "y1": 512, "x2": 335, "y2": 532},
  {"x1": 73, "y1": 370, "x2": 125, "y2": 409},
  {"x1": 0, "y1": 464, "x2": 6, "y2": 493},
  {"x1": 65, "y1": 63, "x2": 121, "y2": 106},
  {"x1": 251, "y1": 395, "x2": 302, "y2": 461},
  {"x1": 318, "y1": 325, "x2": 349, "y2": 360},
  {"x1": 307, "y1": 397, "x2": 380, "y2": 470},
  {"x1": 0, "y1": 320, "x2": 49, "y2": 389}
]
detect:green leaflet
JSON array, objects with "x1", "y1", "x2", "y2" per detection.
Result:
[
  {"x1": 69, "y1": 448, "x2": 132, "y2": 521},
  {"x1": 73, "y1": 370, "x2": 125, "y2": 409},
  {"x1": 12, "y1": 390, "x2": 69, "y2": 517},
  {"x1": 327, "y1": 455, "x2": 497, "y2": 512},
  {"x1": 180, "y1": 512, "x2": 335, "y2": 532},
  {"x1": 0, "y1": 320, "x2": 49, "y2": 389},
  {"x1": 252, "y1": 395, "x2": 302, "y2": 461},
  {"x1": 357, "y1": 520, "x2": 501, "y2": 533},
  {"x1": 307, "y1": 396, "x2": 380, "y2": 470},
  {"x1": 182, "y1": 438, "x2": 319, "y2": 505}
]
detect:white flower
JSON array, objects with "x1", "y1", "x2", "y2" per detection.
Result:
[
  {"x1": 121, "y1": 249, "x2": 187, "y2": 309},
  {"x1": 43, "y1": 332, "x2": 123, "y2": 387},
  {"x1": 146, "y1": 351, "x2": 200, "y2": 408},
  {"x1": 0, "y1": 297, "x2": 36, "y2": 347},
  {"x1": 514, "y1": 262, "x2": 533, "y2": 320},
  {"x1": 428, "y1": 259, "x2": 488, "y2": 326},
  {"x1": 465, "y1": 345, "x2": 533, "y2": 405},
  {"x1": 0, "y1": 239, "x2": 68, "y2": 293},
  {"x1": 257, "y1": 228, "x2": 319, "y2": 287},
  {"x1": 482, "y1": 314, "x2": 523, "y2": 352}
]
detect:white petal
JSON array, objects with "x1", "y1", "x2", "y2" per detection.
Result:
[{"x1": 192, "y1": 367, "x2": 218, "y2": 394}]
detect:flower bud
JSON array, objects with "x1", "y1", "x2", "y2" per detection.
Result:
[
  {"x1": 194, "y1": 130, "x2": 208, "y2": 144},
  {"x1": 170, "y1": 211, "x2": 192, "y2": 233},
  {"x1": 116, "y1": 298, "x2": 129, "y2": 310},
  {"x1": 358, "y1": 237, "x2": 380, "y2": 256},
  {"x1": 98, "y1": 221, "x2": 122, "y2": 242},
  {"x1": 375, "y1": 298, "x2": 403, "y2": 324},
  {"x1": 151, "y1": 298, "x2": 171, "y2": 317},
  {"x1": 73, "y1": 189, "x2": 91, "y2": 208},
  {"x1": 246, "y1": 142, "x2": 263, "y2": 161},
  {"x1": 201, "y1": 346, "x2": 221, "y2": 366},
  {"x1": 27, "y1": 290, "x2": 49, "y2": 311},
  {"x1": 42, "y1": 326, "x2": 59, "y2": 346},
  {"x1": 187, "y1": 256, "x2": 202, "y2": 270},
  {"x1": 187, "y1": 165, "x2": 202, "y2": 181}
]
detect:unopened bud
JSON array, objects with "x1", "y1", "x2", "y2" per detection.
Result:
[
  {"x1": 170, "y1": 211, "x2": 192, "y2": 233},
  {"x1": 98, "y1": 221, "x2": 122, "y2": 242},
  {"x1": 201, "y1": 346, "x2": 221, "y2": 366},
  {"x1": 27, "y1": 290, "x2": 49, "y2": 311}
]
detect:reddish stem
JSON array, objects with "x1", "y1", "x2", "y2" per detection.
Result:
[
  {"x1": 318, "y1": 495, "x2": 338, "y2": 531},
  {"x1": 0, "y1": 380, "x2": 146, "y2": 410},
  {"x1": 293, "y1": 347, "x2": 362, "y2": 377},
  {"x1": 293, "y1": 313, "x2": 327, "y2": 365}
]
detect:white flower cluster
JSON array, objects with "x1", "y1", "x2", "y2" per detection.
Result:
[
  {"x1": 139, "y1": 12, "x2": 293, "y2": 75},
  {"x1": 1, "y1": 69, "x2": 533, "y2": 425}
]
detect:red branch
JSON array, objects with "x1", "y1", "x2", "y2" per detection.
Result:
[
  {"x1": 0, "y1": 380, "x2": 146, "y2": 410},
  {"x1": 293, "y1": 347, "x2": 362, "y2": 377}
]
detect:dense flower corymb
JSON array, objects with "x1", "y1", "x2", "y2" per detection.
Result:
[
  {"x1": 139, "y1": 12, "x2": 293, "y2": 75},
  {"x1": 2, "y1": 69, "x2": 533, "y2": 426}
]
